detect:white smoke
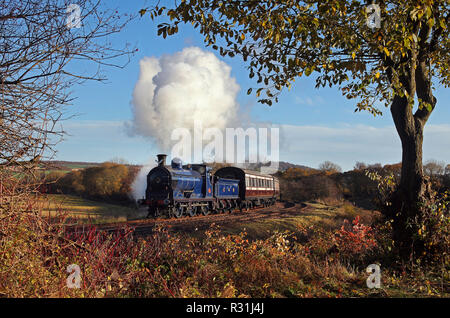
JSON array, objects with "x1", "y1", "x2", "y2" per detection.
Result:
[
  {"x1": 130, "y1": 163, "x2": 155, "y2": 200},
  {"x1": 128, "y1": 46, "x2": 241, "y2": 151}
]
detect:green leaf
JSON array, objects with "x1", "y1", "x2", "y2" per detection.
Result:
[
  {"x1": 305, "y1": 67, "x2": 312, "y2": 76},
  {"x1": 256, "y1": 88, "x2": 263, "y2": 97}
]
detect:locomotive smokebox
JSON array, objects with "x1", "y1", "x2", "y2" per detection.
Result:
[{"x1": 157, "y1": 154, "x2": 167, "y2": 167}]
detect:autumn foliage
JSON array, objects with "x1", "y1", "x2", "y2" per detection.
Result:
[
  {"x1": 44, "y1": 163, "x2": 139, "y2": 202},
  {"x1": 1, "y1": 188, "x2": 448, "y2": 297},
  {"x1": 334, "y1": 216, "x2": 377, "y2": 259}
]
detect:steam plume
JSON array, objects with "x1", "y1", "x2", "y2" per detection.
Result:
[{"x1": 128, "y1": 46, "x2": 240, "y2": 151}]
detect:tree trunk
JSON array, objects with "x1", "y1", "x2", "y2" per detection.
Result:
[{"x1": 388, "y1": 65, "x2": 436, "y2": 260}]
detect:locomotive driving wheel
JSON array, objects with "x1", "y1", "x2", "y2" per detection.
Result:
[
  {"x1": 199, "y1": 206, "x2": 209, "y2": 216},
  {"x1": 187, "y1": 207, "x2": 196, "y2": 217},
  {"x1": 226, "y1": 201, "x2": 233, "y2": 214},
  {"x1": 219, "y1": 201, "x2": 226, "y2": 214},
  {"x1": 173, "y1": 205, "x2": 184, "y2": 218}
]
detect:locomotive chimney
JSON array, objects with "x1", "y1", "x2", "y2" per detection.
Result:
[{"x1": 157, "y1": 154, "x2": 167, "y2": 167}]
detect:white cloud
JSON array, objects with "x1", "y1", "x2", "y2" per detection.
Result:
[
  {"x1": 54, "y1": 120, "x2": 450, "y2": 172},
  {"x1": 280, "y1": 124, "x2": 450, "y2": 171},
  {"x1": 294, "y1": 95, "x2": 325, "y2": 106}
]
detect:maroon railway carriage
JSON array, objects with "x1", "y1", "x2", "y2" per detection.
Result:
[{"x1": 214, "y1": 166, "x2": 279, "y2": 210}]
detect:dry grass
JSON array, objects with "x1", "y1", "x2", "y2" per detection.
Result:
[
  {"x1": 219, "y1": 201, "x2": 380, "y2": 241},
  {"x1": 1, "y1": 189, "x2": 447, "y2": 298},
  {"x1": 38, "y1": 194, "x2": 134, "y2": 224}
]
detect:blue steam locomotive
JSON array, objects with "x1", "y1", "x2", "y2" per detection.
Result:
[{"x1": 141, "y1": 154, "x2": 279, "y2": 218}]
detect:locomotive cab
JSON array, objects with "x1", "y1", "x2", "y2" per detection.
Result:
[{"x1": 190, "y1": 164, "x2": 213, "y2": 198}]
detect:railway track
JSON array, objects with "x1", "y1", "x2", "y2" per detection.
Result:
[{"x1": 68, "y1": 202, "x2": 306, "y2": 236}]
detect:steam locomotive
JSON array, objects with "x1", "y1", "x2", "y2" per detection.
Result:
[{"x1": 140, "y1": 154, "x2": 280, "y2": 218}]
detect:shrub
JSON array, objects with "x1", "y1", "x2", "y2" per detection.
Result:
[
  {"x1": 413, "y1": 190, "x2": 450, "y2": 265},
  {"x1": 334, "y1": 216, "x2": 377, "y2": 261},
  {"x1": 51, "y1": 163, "x2": 138, "y2": 202},
  {"x1": 280, "y1": 173, "x2": 342, "y2": 202}
]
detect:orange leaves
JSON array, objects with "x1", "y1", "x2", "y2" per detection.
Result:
[{"x1": 334, "y1": 216, "x2": 377, "y2": 258}]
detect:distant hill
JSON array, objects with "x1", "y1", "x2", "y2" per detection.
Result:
[
  {"x1": 277, "y1": 161, "x2": 316, "y2": 172},
  {"x1": 238, "y1": 161, "x2": 315, "y2": 173},
  {"x1": 40, "y1": 160, "x2": 314, "y2": 173},
  {"x1": 42, "y1": 161, "x2": 102, "y2": 171}
]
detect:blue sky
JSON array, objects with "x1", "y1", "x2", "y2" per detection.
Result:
[{"x1": 55, "y1": 1, "x2": 450, "y2": 171}]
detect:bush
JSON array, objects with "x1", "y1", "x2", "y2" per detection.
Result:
[
  {"x1": 280, "y1": 172, "x2": 342, "y2": 202},
  {"x1": 50, "y1": 163, "x2": 139, "y2": 202},
  {"x1": 334, "y1": 216, "x2": 377, "y2": 261},
  {"x1": 413, "y1": 190, "x2": 450, "y2": 265}
]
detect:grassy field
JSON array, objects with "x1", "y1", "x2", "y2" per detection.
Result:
[
  {"x1": 39, "y1": 194, "x2": 377, "y2": 230},
  {"x1": 216, "y1": 201, "x2": 379, "y2": 241},
  {"x1": 39, "y1": 194, "x2": 138, "y2": 224}
]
